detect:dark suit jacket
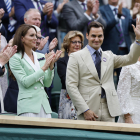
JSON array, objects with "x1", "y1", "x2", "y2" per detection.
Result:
[
  {"x1": 62, "y1": 0, "x2": 106, "y2": 46},
  {"x1": 0, "y1": 67, "x2": 4, "y2": 77},
  {"x1": 0, "y1": 0, "x2": 16, "y2": 41},
  {"x1": 57, "y1": 53, "x2": 69, "y2": 89},
  {"x1": 14, "y1": 0, "x2": 58, "y2": 37},
  {"x1": 4, "y1": 77, "x2": 18, "y2": 113},
  {"x1": 100, "y1": 4, "x2": 136, "y2": 54}
]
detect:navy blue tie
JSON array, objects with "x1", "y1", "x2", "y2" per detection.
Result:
[
  {"x1": 95, "y1": 51, "x2": 105, "y2": 98},
  {"x1": 95, "y1": 50, "x2": 101, "y2": 79}
]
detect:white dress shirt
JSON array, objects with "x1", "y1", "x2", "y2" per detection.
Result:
[{"x1": 31, "y1": 0, "x2": 43, "y2": 11}]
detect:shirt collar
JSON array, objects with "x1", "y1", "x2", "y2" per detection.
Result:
[
  {"x1": 109, "y1": 5, "x2": 119, "y2": 11},
  {"x1": 77, "y1": 0, "x2": 87, "y2": 5},
  {"x1": 87, "y1": 45, "x2": 101, "y2": 56}
]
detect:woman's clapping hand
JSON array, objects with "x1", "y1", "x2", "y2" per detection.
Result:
[
  {"x1": 41, "y1": 50, "x2": 62, "y2": 71},
  {"x1": 49, "y1": 50, "x2": 62, "y2": 70}
]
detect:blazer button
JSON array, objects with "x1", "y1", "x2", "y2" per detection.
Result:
[
  {"x1": 41, "y1": 87, "x2": 44, "y2": 90},
  {"x1": 34, "y1": 87, "x2": 37, "y2": 90}
]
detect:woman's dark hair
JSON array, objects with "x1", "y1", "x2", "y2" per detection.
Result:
[
  {"x1": 87, "y1": 21, "x2": 104, "y2": 35},
  {"x1": 9, "y1": 24, "x2": 37, "y2": 80},
  {"x1": 12, "y1": 24, "x2": 37, "y2": 58}
]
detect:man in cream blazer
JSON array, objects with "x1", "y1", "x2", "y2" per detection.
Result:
[{"x1": 66, "y1": 21, "x2": 140, "y2": 122}]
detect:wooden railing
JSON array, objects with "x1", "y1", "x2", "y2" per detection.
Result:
[{"x1": 0, "y1": 115, "x2": 140, "y2": 132}]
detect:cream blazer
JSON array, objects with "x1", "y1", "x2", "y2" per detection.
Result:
[{"x1": 66, "y1": 42, "x2": 140, "y2": 120}]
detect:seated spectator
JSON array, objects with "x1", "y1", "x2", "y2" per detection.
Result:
[
  {"x1": 62, "y1": 0, "x2": 106, "y2": 46},
  {"x1": 9, "y1": 24, "x2": 61, "y2": 118},
  {"x1": 0, "y1": 0, "x2": 17, "y2": 41},
  {"x1": 57, "y1": 31, "x2": 84, "y2": 119},
  {"x1": 0, "y1": 34, "x2": 17, "y2": 113}
]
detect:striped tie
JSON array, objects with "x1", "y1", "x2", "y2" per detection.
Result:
[
  {"x1": 113, "y1": 8, "x2": 125, "y2": 45},
  {"x1": 81, "y1": 3, "x2": 86, "y2": 12},
  {"x1": 5, "y1": 0, "x2": 15, "y2": 32},
  {"x1": 34, "y1": 0, "x2": 47, "y2": 37}
]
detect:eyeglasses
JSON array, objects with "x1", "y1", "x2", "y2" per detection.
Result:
[
  {"x1": 71, "y1": 41, "x2": 82, "y2": 45},
  {"x1": 36, "y1": 36, "x2": 43, "y2": 40}
]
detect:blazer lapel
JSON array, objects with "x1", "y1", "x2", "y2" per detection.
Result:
[
  {"x1": 25, "y1": 0, "x2": 35, "y2": 9},
  {"x1": 23, "y1": 51, "x2": 44, "y2": 85},
  {"x1": 80, "y1": 47, "x2": 100, "y2": 82},
  {"x1": 101, "y1": 51, "x2": 109, "y2": 80},
  {"x1": 23, "y1": 53, "x2": 37, "y2": 72},
  {"x1": 72, "y1": 0, "x2": 84, "y2": 14},
  {"x1": 33, "y1": 51, "x2": 41, "y2": 70}
]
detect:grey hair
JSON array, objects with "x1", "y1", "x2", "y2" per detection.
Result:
[
  {"x1": 32, "y1": 25, "x2": 41, "y2": 32},
  {"x1": 24, "y1": 8, "x2": 40, "y2": 19}
]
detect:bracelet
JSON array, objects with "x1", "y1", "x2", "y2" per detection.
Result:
[{"x1": 136, "y1": 39, "x2": 140, "y2": 42}]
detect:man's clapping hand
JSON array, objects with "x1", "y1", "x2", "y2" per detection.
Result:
[
  {"x1": 86, "y1": 0, "x2": 94, "y2": 16},
  {"x1": 132, "y1": 3, "x2": 140, "y2": 19},
  {"x1": 92, "y1": 0, "x2": 100, "y2": 19},
  {"x1": 0, "y1": 33, "x2": 17, "y2": 66},
  {"x1": 132, "y1": 18, "x2": 140, "y2": 41},
  {"x1": 49, "y1": 50, "x2": 62, "y2": 70},
  {"x1": 0, "y1": 45, "x2": 17, "y2": 66},
  {"x1": 49, "y1": 38, "x2": 58, "y2": 52},
  {"x1": 43, "y1": 2, "x2": 53, "y2": 20},
  {"x1": 84, "y1": 109, "x2": 98, "y2": 121}
]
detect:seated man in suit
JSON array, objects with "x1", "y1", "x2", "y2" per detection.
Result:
[
  {"x1": 66, "y1": 21, "x2": 140, "y2": 122},
  {"x1": 62, "y1": 0, "x2": 106, "y2": 46},
  {"x1": 14, "y1": 0, "x2": 58, "y2": 39}
]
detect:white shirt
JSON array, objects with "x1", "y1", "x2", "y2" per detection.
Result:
[
  {"x1": 77, "y1": 0, "x2": 92, "y2": 20},
  {"x1": 4, "y1": 0, "x2": 11, "y2": 6},
  {"x1": 31, "y1": 0, "x2": 43, "y2": 11}
]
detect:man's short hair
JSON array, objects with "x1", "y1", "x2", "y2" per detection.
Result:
[
  {"x1": 24, "y1": 8, "x2": 40, "y2": 19},
  {"x1": 87, "y1": 21, "x2": 104, "y2": 34}
]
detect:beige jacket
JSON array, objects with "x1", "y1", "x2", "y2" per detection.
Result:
[{"x1": 66, "y1": 42, "x2": 140, "y2": 120}]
